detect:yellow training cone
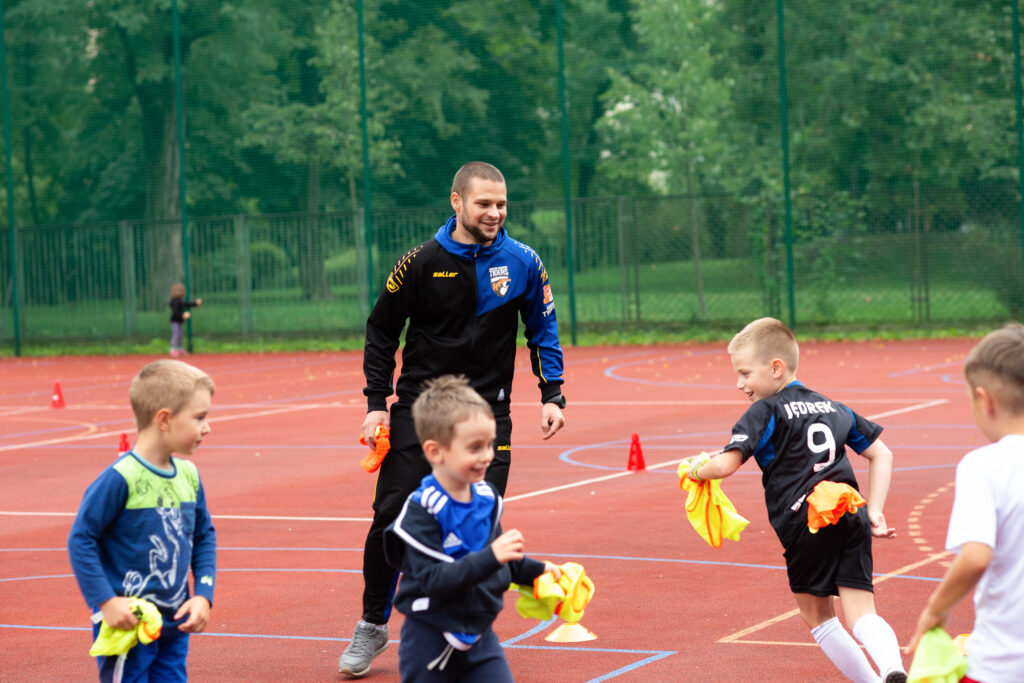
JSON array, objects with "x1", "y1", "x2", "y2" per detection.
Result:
[{"x1": 545, "y1": 622, "x2": 597, "y2": 642}]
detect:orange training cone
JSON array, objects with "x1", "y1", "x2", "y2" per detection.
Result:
[
  {"x1": 627, "y1": 433, "x2": 645, "y2": 471},
  {"x1": 51, "y1": 382, "x2": 66, "y2": 409},
  {"x1": 118, "y1": 433, "x2": 130, "y2": 454}
]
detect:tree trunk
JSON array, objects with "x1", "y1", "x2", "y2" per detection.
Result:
[
  {"x1": 299, "y1": 159, "x2": 332, "y2": 300},
  {"x1": 141, "y1": 93, "x2": 183, "y2": 310},
  {"x1": 296, "y1": 44, "x2": 331, "y2": 301}
]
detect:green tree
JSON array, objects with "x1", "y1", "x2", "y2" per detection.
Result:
[{"x1": 8, "y1": 0, "x2": 289, "y2": 306}]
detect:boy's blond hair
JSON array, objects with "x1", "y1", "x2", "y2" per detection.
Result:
[
  {"x1": 964, "y1": 322, "x2": 1024, "y2": 414},
  {"x1": 170, "y1": 283, "x2": 186, "y2": 298},
  {"x1": 727, "y1": 317, "x2": 799, "y2": 372},
  {"x1": 412, "y1": 375, "x2": 493, "y2": 447},
  {"x1": 130, "y1": 359, "x2": 216, "y2": 430}
]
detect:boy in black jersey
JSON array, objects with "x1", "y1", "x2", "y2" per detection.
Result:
[
  {"x1": 682, "y1": 317, "x2": 907, "y2": 683},
  {"x1": 384, "y1": 376, "x2": 559, "y2": 682}
]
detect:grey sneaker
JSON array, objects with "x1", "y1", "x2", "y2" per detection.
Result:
[{"x1": 339, "y1": 620, "x2": 389, "y2": 677}]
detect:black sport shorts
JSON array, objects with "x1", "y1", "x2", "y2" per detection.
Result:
[{"x1": 777, "y1": 506, "x2": 874, "y2": 597}]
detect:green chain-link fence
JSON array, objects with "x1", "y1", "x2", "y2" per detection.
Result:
[{"x1": 2, "y1": 1, "x2": 1024, "y2": 352}]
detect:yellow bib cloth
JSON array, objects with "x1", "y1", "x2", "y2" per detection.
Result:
[
  {"x1": 908, "y1": 627, "x2": 968, "y2": 683},
  {"x1": 512, "y1": 562, "x2": 595, "y2": 622},
  {"x1": 677, "y1": 463, "x2": 750, "y2": 548},
  {"x1": 89, "y1": 598, "x2": 163, "y2": 657}
]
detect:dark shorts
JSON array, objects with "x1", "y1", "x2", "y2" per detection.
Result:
[
  {"x1": 398, "y1": 618, "x2": 513, "y2": 683},
  {"x1": 777, "y1": 506, "x2": 874, "y2": 596}
]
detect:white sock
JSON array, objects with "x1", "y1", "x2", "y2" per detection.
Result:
[
  {"x1": 811, "y1": 617, "x2": 880, "y2": 683},
  {"x1": 853, "y1": 613, "x2": 904, "y2": 675}
]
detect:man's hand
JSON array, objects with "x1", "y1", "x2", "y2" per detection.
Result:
[
  {"x1": 540, "y1": 403, "x2": 565, "y2": 440},
  {"x1": 175, "y1": 596, "x2": 211, "y2": 633},
  {"x1": 491, "y1": 529, "x2": 526, "y2": 564},
  {"x1": 99, "y1": 596, "x2": 139, "y2": 630},
  {"x1": 361, "y1": 411, "x2": 390, "y2": 451}
]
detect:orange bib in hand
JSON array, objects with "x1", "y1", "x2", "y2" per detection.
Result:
[{"x1": 359, "y1": 425, "x2": 390, "y2": 473}]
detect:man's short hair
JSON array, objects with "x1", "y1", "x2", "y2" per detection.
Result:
[
  {"x1": 964, "y1": 322, "x2": 1024, "y2": 413},
  {"x1": 412, "y1": 375, "x2": 493, "y2": 447},
  {"x1": 451, "y1": 161, "x2": 505, "y2": 197},
  {"x1": 727, "y1": 317, "x2": 799, "y2": 372},
  {"x1": 130, "y1": 359, "x2": 216, "y2": 430}
]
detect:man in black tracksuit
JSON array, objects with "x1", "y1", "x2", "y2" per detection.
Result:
[{"x1": 339, "y1": 161, "x2": 567, "y2": 678}]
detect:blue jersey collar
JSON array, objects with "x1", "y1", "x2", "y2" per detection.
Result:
[{"x1": 435, "y1": 215, "x2": 507, "y2": 260}]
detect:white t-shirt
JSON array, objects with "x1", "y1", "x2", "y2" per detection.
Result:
[{"x1": 945, "y1": 433, "x2": 1024, "y2": 683}]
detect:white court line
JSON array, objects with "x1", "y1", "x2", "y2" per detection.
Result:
[
  {"x1": 718, "y1": 552, "x2": 951, "y2": 645},
  {"x1": 863, "y1": 398, "x2": 948, "y2": 420},
  {"x1": 215, "y1": 514, "x2": 372, "y2": 522},
  {"x1": 0, "y1": 397, "x2": 945, "y2": 414},
  {"x1": 0, "y1": 511, "x2": 372, "y2": 522},
  {"x1": 1, "y1": 397, "x2": 949, "y2": 522},
  {"x1": 0, "y1": 402, "x2": 363, "y2": 412},
  {"x1": 0, "y1": 403, "x2": 327, "y2": 453}
]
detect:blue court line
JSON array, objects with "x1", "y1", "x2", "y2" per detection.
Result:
[
  {"x1": 501, "y1": 617, "x2": 557, "y2": 645},
  {"x1": 0, "y1": 621, "x2": 676, "y2": 682},
  {"x1": 0, "y1": 556, "x2": 946, "y2": 584},
  {"x1": 583, "y1": 649, "x2": 677, "y2": 682},
  {"x1": 218, "y1": 568, "x2": 362, "y2": 573},
  {"x1": 0, "y1": 622, "x2": 676, "y2": 677},
  {"x1": 556, "y1": 432, "x2": 966, "y2": 474}
]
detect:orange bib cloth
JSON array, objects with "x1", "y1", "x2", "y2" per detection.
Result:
[
  {"x1": 806, "y1": 480, "x2": 866, "y2": 533},
  {"x1": 359, "y1": 425, "x2": 391, "y2": 473}
]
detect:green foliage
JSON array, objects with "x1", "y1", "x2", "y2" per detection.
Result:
[
  {"x1": 959, "y1": 227, "x2": 1024, "y2": 318},
  {"x1": 249, "y1": 241, "x2": 293, "y2": 290}
]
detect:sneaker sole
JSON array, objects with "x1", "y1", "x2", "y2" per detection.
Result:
[{"x1": 339, "y1": 642, "x2": 389, "y2": 678}]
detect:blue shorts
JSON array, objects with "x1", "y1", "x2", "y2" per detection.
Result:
[
  {"x1": 398, "y1": 618, "x2": 513, "y2": 683},
  {"x1": 93, "y1": 617, "x2": 190, "y2": 683}
]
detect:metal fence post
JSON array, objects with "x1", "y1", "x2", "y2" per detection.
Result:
[
  {"x1": 234, "y1": 214, "x2": 252, "y2": 337},
  {"x1": 776, "y1": 0, "x2": 796, "y2": 329},
  {"x1": 556, "y1": 0, "x2": 577, "y2": 345},
  {"x1": 0, "y1": 0, "x2": 20, "y2": 355},
  {"x1": 119, "y1": 220, "x2": 136, "y2": 338},
  {"x1": 1013, "y1": 0, "x2": 1024, "y2": 298}
]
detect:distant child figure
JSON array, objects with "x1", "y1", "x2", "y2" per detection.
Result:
[
  {"x1": 68, "y1": 359, "x2": 217, "y2": 682},
  {"x1": 908, "y1": 323, "x2": 1024, "y2": 683},
  {"x1": 383, "y1": 375, "x2": 561, "y2": 682},
  {"x1": 681, "y1": 317, "x2": 906, "y2": 683},
  {"x1": 169, "y1": 283, "x2": 202, "y2": 356}
]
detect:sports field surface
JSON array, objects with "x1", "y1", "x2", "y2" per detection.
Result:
[{"x1": 0, "y1": 339, "x2": 981, "y2": 681}]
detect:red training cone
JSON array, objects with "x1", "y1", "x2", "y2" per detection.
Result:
[
  {"x1": 627, "y1": 433, "x2": 646, "y2": 471},
  {"x1": 51, "y1": 382, "x2": 66, "y2": 409},
  {"x1": 118, "y1": 433, "x2": 131, "y2": 453}
]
